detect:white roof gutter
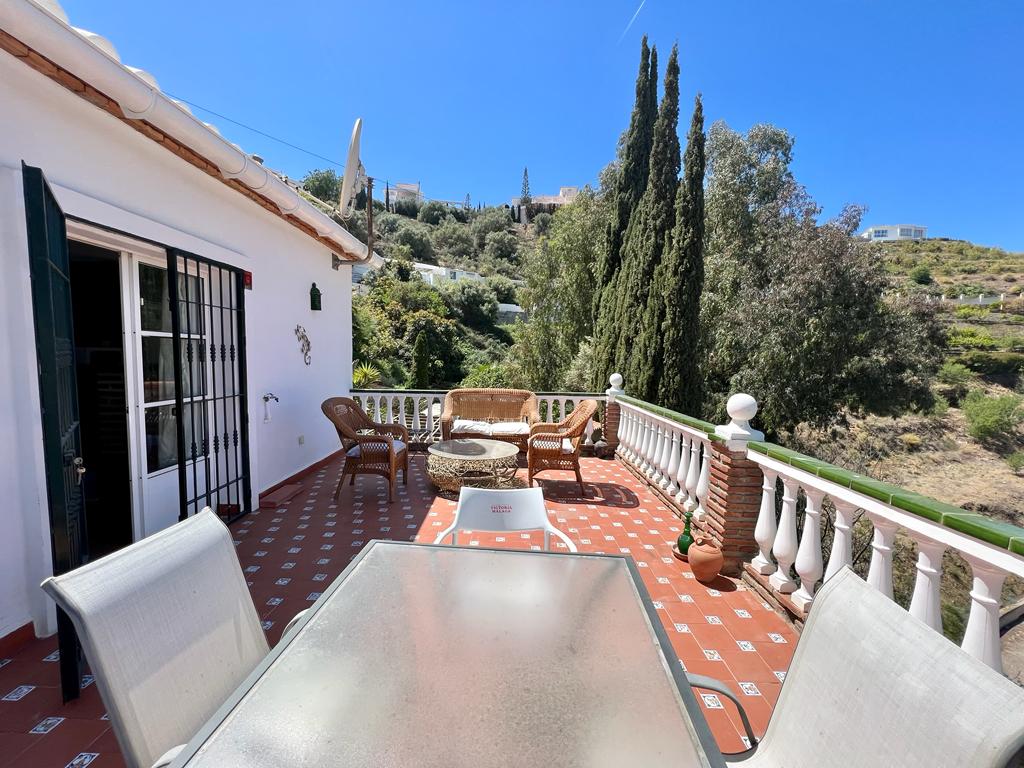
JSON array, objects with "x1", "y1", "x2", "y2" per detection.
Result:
[{"x1": 0, "y1": 0, "x2": 368, "y2": 260}]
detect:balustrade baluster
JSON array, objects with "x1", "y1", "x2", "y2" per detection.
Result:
[
  {"x1": 823, "y1": 500, "x2": 855, "y2": 582},
  {"x1": 694, "y1": 441, "x2": 711, "y2": 520},
  {"x1": 865, "y1": 516, "x2": 898, "y2": 599},
  {"x1": 769, "y1": 477, "x2": 799, "y2": 594},
  {"x1": 426, "y1": 397, "x2": 437, "y2": 442},
  {"x1": 674, "y1": 433, "x2": 691, "y2": 505},
  {"x1": 647, "y1": 428, "x2": 663, "y2": 481},
  {"x1": 412, "y1": 396, "x2": 424, "y2": 439},
  {"x1": 664, "y1": 429, "x2": 681, "y2": 495},
  {"x1": 908, "y1": 537, "x2": 944, "y2": 631},
  {"x1": 751, "y1": 468, "x2": 778, "y2": 576},
  {"x1": 657, "y1": 427, "x2": 674, "y2": 491},
  {"x1": 961, "y1": 558, "x2": 1007, "y2": 672},
  {"x1": 638, "y1": 417, "x2": 653, "y2": 472},
  {"x1": 683, "y1": 436, "x2": 701, "y2": 512},
  {"x1": 792, "y1": 488, "x2": 825, "y2": 611},
  {"x1": 623, "y1": 409, "x2": 636, "y2": 460}
]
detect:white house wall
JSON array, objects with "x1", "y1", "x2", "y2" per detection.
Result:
[{"x1": 0, "y1": 52, "x2": 353, "y2": 639}]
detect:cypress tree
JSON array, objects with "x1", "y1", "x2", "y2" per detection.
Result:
[
  {"x1": 410, "y1": 331, "x2": 431, "y2": 388},
  {"x1": 654, "y1": 94, "x2": 705, "y2": 413},
  {"x1": 521, "y1": 167, "x2": 531, "y2": 205},
  {"x1": 616, "y1": 44, "x2": 681, "y2": 397},
  {"x1": 591, "y1": 37, "x2": 658, "y2": 387}
]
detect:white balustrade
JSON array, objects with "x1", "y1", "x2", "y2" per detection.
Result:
[
  {"x1": 746, "y1": 443, "x2": 1024, "y2": 672},
  {"x1": 908, "y1": 537, "x2": 944, "y2": 631},
  {"x1": 751, "y1": 468, "x2": 778, "y2": 575},
  {"x1": 961, "y1": 559, "x2": 1008, "y2": 673},
  {"x1": 657, "y1": 426, "x2": 674, "y2": 491},
  {"x1": 352, "y1": 389, "x2": 606, "y2": 446},
  {"x1": 769, "y1": 477, "x2": 799, "y2": 594},
  {"x1": 823, "y1": 500, "x2": 855, "y2": 581},
  {"x1": 665, "y1": 429, "x2": 681, "y2": 496},
  {"x1": 792, "y1": 488, "x2": 824, "y2": 611},
  {"x1": 866, "y1": 515, "x2": 898, "y2": 599},
  {"x1": 674, "y1": 433, "x2": 691, "y2": 505},
  {"x1": 683, "y1": 437, "x2": 701, "y2": 513}
]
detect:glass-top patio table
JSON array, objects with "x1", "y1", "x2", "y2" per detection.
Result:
[{"x1": 170, "y1": 541, "x2": 726, "y2": 767}]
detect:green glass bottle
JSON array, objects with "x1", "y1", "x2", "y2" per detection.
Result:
[{"x1": 676, "y1": 509, "x2": 694, "y2": 557}]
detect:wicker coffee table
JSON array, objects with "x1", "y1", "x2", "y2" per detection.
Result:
[{"x1": 427, "y1": 438, "x2": 519, "y2": 493}]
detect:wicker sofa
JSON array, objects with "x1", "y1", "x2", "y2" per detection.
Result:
[{"x1": 440, "y1": 388, "x2": 540, "y2": 451}]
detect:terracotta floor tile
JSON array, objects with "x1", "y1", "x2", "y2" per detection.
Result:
[{"x1": 1, "y1": 454, "x2": 797, "y2": 764}]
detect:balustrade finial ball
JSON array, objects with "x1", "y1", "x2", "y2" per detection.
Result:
[
  {"x1": 609, "y1": 372, "x2": 623, "y2": 389},
  {"x1": 727, "y1": 393, "x2": 758, "y2": 423}
]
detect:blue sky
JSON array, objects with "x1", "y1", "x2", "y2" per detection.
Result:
[{"x1": 61, "y1": 1, "x2": 1024, "y2": 250}]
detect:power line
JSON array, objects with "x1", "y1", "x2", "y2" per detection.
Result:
[
  {"x1": 164, "y1": 92, "x2": 347, "y2": 168},
  {"x1": 165, "y1": 93, "x2": 493, "y2": 207}
]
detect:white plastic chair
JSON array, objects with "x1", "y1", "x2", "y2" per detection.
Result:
[
  {"x1": 41, "y1": 509, "x2": 272, "y2": 768},
  {"x1": 690, "y1": 567, "x2": 1024, "y2": 766},
  {"x1": 434, "y1": 486, "x2": 577, "y2": 552}
]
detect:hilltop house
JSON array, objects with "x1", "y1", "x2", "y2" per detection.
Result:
[
  {"x1": 0, "y1": 0, "x2": 366, "y2": 660},
  {"x1": 511, "y1": 185, "x2": 579, "y2": 222},
  {"x1": 861, "y1": 223, "x2": 927, "y2": 241}
]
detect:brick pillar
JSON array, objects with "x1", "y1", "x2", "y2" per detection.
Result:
[
  {"x1": 603, "y1": 401, "x2": 621, "y2": 451},
  {"x1": 601, "y1": 373, "x2": 625, "y2": 457},
  {"x1": 701, "y1": 393, "x2": 764, "y2": 577},
  {"x1": 704, "y1": 443, "x2": 763, "y2": 576}
]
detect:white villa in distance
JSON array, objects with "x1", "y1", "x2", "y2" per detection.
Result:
[
  {"x1": 861, "y1": 223, "x2": 927, "y2": 241},
  {"x1": 0, "y1": 0, "x2": 365, "y2": 667}
]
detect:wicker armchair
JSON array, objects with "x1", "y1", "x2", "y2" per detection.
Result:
[
  {"x1": 321, "y1": 397, "x2": 409, "y2": 502},
  {"x1": 440, "y1": 388, "x2": 540, "y2": 451},
  {"x1": 527, "y1": 399, "x2": 598, "y2": 494}
]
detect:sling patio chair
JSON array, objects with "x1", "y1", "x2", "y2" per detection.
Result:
[
  {"x1": 40, "y1": 509, "x2": 306, "y2": 768},
  {"x1": 687, "y1": 566, "x2": 1024, "y2": 766},
  {"x1": 526, "y1": 398, "x2": 599, "y2": 495},
  {"x1": 321, "y1": 396, "x2": 409, "y2": 502},
  {"x1": 434, "y1": 486, "x2": 577, "y2": 552}
]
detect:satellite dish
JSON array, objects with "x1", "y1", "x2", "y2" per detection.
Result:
[{"x1": 338, "y1": 118, "x2": 365, "y2": 220}]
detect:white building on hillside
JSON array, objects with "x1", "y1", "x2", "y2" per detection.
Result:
[
  {"x1": 861, "y1": 224, "x2": 927, "y2": 241},
  {"x1": 0, "y1": 0, "x2": 367, "y2": 689},
  {"x1": 511, "y1": 186, "x2": 579, "y2": 209},
  {"x1": 388, "y1": 181, "x2": 422, "y2": 204}
]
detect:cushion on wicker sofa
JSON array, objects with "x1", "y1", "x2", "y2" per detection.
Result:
[
  {"x1": 346, "y1": 440, "x2": 407, "y2": 457},
  {"x1": 451, "y1": 420, "x2": 530, "y2": 438}
]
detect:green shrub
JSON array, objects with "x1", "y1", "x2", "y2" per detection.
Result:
[
  {"x1": 1007, "y1": 451, "x2": 1024, "y2": 472},
  {"x1": 937, "y1": 361, "x2": 973, "y2": 386},
  {"x1": 533, "y1": 212, "x2": 553, "y2": 237},
  {"x1": 352, "y1": 362, "x2": 381, "y2": 389},
  {"x1": 393, "y1": 198, "x2": 420, "y2": 218},
  {"x1": 909, "y1": 265, "x2": 933, "y2": 285},
  {"x1": 962, "y1": 390, "x2": 1024, "y2": 442},
  {"x1": 417, "y1": 200, "x2": 450, "y2": 226},
  {"x1": 947, "y1": 326, "x2": 998, "y2": 349},
  {"x1": 954, "y1": 305, "x2": 990, "y2": 320},
  {"x1": 929, "y1": 393, "x2": 950, "y2": 418},
  {"x1": 898, "y1": 432, "x2": 923, "y2": 450},
  {"x1": 958, "y1": 350, "x2": 1024, "y2": 376}
]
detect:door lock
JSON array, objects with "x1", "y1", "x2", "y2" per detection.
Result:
[{"x1": 72, "y1": 456, "x2": 86, "y2": 486}]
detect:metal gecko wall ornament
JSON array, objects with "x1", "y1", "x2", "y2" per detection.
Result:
[{"x1": 294, "y1": 324, "x2": 311, "y2": 366}]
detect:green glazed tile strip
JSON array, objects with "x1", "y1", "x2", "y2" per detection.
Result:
[
  {"x1": 617, "y1": 395, "x2": 722, "y2": 441},
  {"x1": 746, "y1": 440, "x2": 1024, "y2": 554}
]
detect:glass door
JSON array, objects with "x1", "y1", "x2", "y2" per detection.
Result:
[{"x1": 135, "y1": 257, "x2": 209, "y2": 534}]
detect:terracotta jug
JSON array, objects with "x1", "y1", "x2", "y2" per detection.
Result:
[{"x1": 688, "y1": 535, "x2": 724, "y2": 583}]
